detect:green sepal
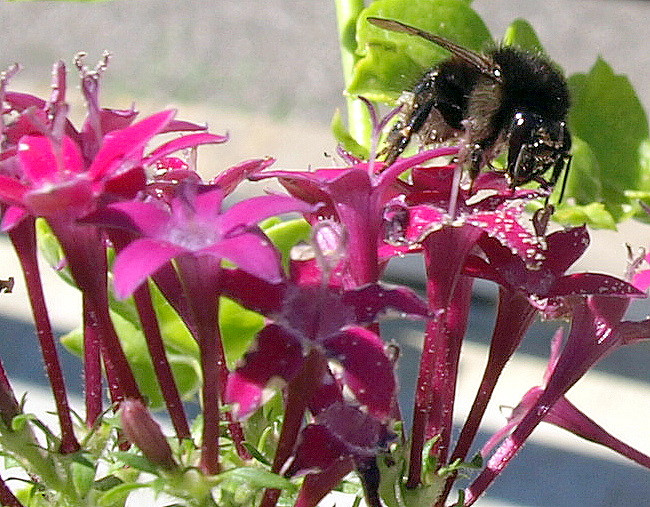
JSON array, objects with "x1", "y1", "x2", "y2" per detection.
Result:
[{"x1": 332, "y1": 108, "x2": 371, "y2": 160}]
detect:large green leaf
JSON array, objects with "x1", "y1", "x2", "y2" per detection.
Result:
[
  {"x1": 349, "y1": 0, "x2": 491, "y2": 103},
  {"x1": 502, "y1": 18, "x2": 544, "y2": 53},
  {"x1": 567, "y1": 57, "x2": 649, "y2": 220}
]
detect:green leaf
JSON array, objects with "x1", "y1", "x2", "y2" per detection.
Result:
[
  {"x1": 401, "y1": 480, "x2": 446, "y2": 507},
  {"x1": 560, "y1": 136, "x2": 603, "y2": 204},
  {"x1": 72, "y1": 459, "x2": 96, "y2": 497},
  {"x1": 35, "y1": 218, "x2": 75, "y2": 287},
  {"x1": 97, "y1": 482, "x2": 148, "y2": 507},
  {"x1": 553, "y1": 202, "x2": 617, "y2": 229},
  {"x1": 93, "y1": 475, "x2": 124, "y2": 492},
  {"x1": 349, "y1": 0, "x2": 491, "y2": 103},
  {"x1": 60, "y1": 310, "x2": 201, "y2": 409},
  {"x1": 219, "y1": 297, "x2": 265, "y2": 369},
  {"x1": 113, "y1": 451, "x2": 159, "y2": 475},
  {"x1": 502, "y1": 18, "x2": 544, "y2": 53},
  {"x1": 10, "y1": 413, "x2": 35, "y2": 432},
  {"x1": 147, "y1": 280, "x2": 198, "y2": 358},
  {"x1": 242, "y1": 442, "x2": 272, "y2": 467},
  {"x1": 567, "y1": 57, "x2": 649, "y2": 220},
  {"x1": 263, "y1": 217, "x2": 312, "y2": 271},
  {"x1": 637, "y1": 138, "x2": 650, "y2": 191},
  {"x1": 217, "y1": 467, "x2": 296, "y2": 491}
]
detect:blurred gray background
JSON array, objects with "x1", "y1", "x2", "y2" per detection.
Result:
[
  {"x1": 1, "y1": 0, "x2": 649, "y2": 125},
  {"x1": 1, "y1": 1, "x2": 650, "y2": 506}
]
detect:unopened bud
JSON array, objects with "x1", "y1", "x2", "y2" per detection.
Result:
[{"x1": 120, "y1": 399, "x2": 177, "y2": 471}]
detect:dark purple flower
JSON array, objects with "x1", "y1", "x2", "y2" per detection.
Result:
[
  {"x1": 464, "y1": 225, "x2": 642, "y2": 305},
  {"x1": 223, "y1": 267, "x2": 428, "y2": 420},
  {"x1": 382, "y1": 168, "x2": 549, "y2": 268},
  {"x1": 465, "y1": 295, "x2": 650, "y2": 505}
]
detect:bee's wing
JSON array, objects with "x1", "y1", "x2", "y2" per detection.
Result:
[{"x1": 367, "y1": 17, "x2": 501, "y2": 82}]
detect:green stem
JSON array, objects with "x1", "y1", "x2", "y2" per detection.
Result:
[
  {"x1": 0, "y1": 427, "x2": 77, "y2": 503},
  {"x1": 334, "y1": 0, "x2": 371, "y2": 147}
]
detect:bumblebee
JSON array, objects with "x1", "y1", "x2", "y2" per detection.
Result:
[{"x1": 367, "y1": 17, "x2": 572, "y2": 197}]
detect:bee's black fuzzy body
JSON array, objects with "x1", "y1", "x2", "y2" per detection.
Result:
[{"x1": 369, "y1": 17, "x2": 572, "y2": 194}]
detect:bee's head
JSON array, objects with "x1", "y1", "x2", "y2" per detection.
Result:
[{"x1": 506, "y1": 111, "x2": 571, "y2": 188}]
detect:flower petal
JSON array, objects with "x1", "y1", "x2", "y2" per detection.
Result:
[
  {"x1": 0, "y1": 175, "x2": 27, "y2": 206},
  {"x1": 286, "y1": 402, "x2": 391, "y2": 477},
  {"x1": 468, "y1": 200, "x2": 546, "y2": 269},
  {"x1": 211, "y1": 157, "x2": 275, "y2": 195},
  {"x1": 87, "y1": 109, "x2": 176, "y2": 180},
  {"x1": 547, "y1": 272, "x2": 643, "y2": 298},
  {"x1": 204, "y1": 229, "x2": 283, "y2": 283},
  {"x1": 143, "y1": 132, "x2": 228, "y2": 166},
  {"x1": 220, "y1": 268, "x2": 285, "y2": 316},
  {"x1": 342, "y1": 283, "x2": 428, "y2": 323},
  {"x1": 84, "y1": 200, "x2": 171, "y2": 237},
  {"x1": 543, "y1": 226, "x2": 589, "y2": 276},
  {"x1": 323, "y1": 327, "x2": 395, "y2": 418},
  {"x1": 225, "y1": 324, "x2": 303, "y2": 419},
  {"x1": 544, "y1": 395, "x2": 650, "y2": 468},
  {"x1": 220, "y1": 194, "x2": 315, "y2": 233},
  {"x1": 17, "y1": 135, "x2": 84, "y2": 185},
  {"x1": 112, "y1": 238, "x2": 185, "y2": 299}
]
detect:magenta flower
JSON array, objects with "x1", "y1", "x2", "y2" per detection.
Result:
[
  {"x1": 0, "y1": 61, "x2": 227, "y2": 429},
  {"x1": 91, "y1": 184, "x2": 310, "y2": 298},
  {"x1": 445, "y1": 227, "x2": 642, "y2": 495},
  {"x1": 0, "y1": 110, "x2": 224, "y2": 223},
  {"x1": 87, "y1": 181, "x2": 313, "y2": 475},
  {"x1": 250, "y1": 146, "x2": 458, "y2": 287},
  {"x1": 0, "y1": 60, "x2": 224, "y2": 225}
]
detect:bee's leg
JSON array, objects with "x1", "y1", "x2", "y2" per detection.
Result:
[
  {"x1": 467, "y1": 145, "x2": 485, "y2": 193},
  {"x1": 383, "y1": 100, "x2": 435, "y2": 165},
  {"x1": 537, "y1": 154, "x2": 572, "y2": 206},
  {"x1": 382, "y1": 72, "x2": 438, "y2": 166}
]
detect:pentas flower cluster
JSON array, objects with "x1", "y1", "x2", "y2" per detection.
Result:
[{"x1": 0, "y1": 62, "x2": 648, "y2": 507}]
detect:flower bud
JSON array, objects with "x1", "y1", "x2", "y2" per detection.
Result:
[{"x1": 120, "y1": 399, "x2": 177, "y2": 471}]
